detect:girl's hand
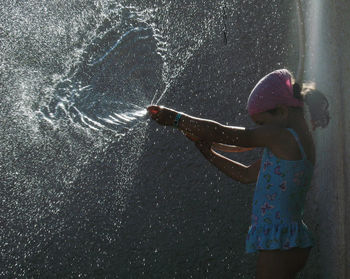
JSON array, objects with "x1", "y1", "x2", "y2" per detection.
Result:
[
  {"x1": 147, "y1": 105, "x2": 177, "y2": 126},
  {"x1": 195, "y1": 140, "x2": 214, "y2": 161}
]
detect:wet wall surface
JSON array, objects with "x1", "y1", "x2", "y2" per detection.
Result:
[
  {"x1": 304, "y1": 1, "x2": 350, "y2": 278},
  {"x1": 0, "y1": 1, "x2": 317, "y2": 278}
]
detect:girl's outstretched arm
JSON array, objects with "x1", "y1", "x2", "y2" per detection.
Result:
[
  {"x1": 147, "y1": 105, "x2": 278, "y2": 148},
  {"x1": 195, "y1": 141, "x2": 261, "y2": 184}
]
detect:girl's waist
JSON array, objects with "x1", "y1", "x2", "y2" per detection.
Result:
[{"x1": 251, "y1": 205, "x2": 306, "y2": 222}]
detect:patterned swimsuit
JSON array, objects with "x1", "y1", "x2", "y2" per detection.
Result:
[{"x1": 246, "y1": 128, "x2": 314, "y2": 253}]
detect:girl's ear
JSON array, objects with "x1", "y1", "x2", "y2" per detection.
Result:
[{"x1": 277, "y1": 105, "x2": 289, "y2": 118}]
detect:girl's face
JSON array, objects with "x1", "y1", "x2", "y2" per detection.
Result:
[{"x1": 251, "y1": 110, "x2": 286, "y2": 127}]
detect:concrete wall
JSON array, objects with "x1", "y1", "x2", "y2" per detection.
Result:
[
  {"x1": 2, "y1": 0, "x2": 349, "y2": 277},
  {"x1": 305, "y1": 1, "x2": 350, "y2": 278}
]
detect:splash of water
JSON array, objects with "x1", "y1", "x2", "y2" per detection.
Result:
[{"x1": 38, "y1": 5, "x2": 164, "y2": 136}]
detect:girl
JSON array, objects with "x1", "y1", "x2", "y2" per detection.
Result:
[{"x1": 147, "y1": 69, "x2": 328, "y2": 279}]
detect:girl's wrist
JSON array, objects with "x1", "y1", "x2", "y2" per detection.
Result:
[{"x1": 173, "y1": 112, "x2": 182, "y2": 127}]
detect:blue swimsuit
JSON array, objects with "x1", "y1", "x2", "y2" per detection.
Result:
[{"x1": 246, "y1": 128, "x2": 314, "y2": 253}]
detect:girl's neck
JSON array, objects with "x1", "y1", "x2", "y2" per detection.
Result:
[{"x1": 286, "y1": 108, "x2": 308, "y2": 131}]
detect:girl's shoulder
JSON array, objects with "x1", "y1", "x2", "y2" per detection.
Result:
[
  {"x1": 247, "y1": 125, "x2": 293, "y2": 149},
  {"x1": 247, "y1": 125, "x2": 315, "y2": 165},
  {"x1": 267, "y1": 126, "x2": 315, "y2": 164}
]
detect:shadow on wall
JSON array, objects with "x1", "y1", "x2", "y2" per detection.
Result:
[{"x1": 304, "y1": 0, "x2": 350, "y2": 278}]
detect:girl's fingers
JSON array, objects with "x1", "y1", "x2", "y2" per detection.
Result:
[
  {"x1": 147, "y1": 106, "x2": 177, "y2": 126},
  {"x1": 147, "y1": 105, "x2": 165, "y2": 123},
  {"x1": 147, "y1": 105, "x2": 161, "y2": 117}
]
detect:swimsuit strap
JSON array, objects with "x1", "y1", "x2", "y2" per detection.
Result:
[{"x1": 286, "y1": 128, "x2": 307, "y2": 161}]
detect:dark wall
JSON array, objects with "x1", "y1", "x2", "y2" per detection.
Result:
[{"x1": 0, "y1": 0, "x2": 309, "y2": 278}]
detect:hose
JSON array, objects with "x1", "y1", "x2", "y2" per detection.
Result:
[{"x1": 296, "y1": 0, "x2": 306, "y2": 85}]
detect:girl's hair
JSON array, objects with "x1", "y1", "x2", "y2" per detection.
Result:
[
  {"x1": 250, "y1": 69, "x2": 330, "y2": 130},
  {"x1": 293, "y1": 82, "x2": 330, "y2": 130}
]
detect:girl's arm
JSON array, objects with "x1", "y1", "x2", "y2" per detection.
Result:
[
  {"x1": 211, "y1": 143, "x2": 254, "y2": 153},
  {"x1": 183, "y1": 132, "x2": 254, "y2": 152},
  {"x1": 195, "y1": 141, "x2": 261, "y2": 184},
  {"x1": 147, "y1": 105, "x2": 279, "y2": 148}
]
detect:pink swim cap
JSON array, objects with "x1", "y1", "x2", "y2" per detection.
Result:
[{"x1": 247, "y1": 69, "x2": 303, "y2": 116}]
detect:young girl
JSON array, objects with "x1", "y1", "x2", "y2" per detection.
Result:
[{"x1": 147, "y1": 69, "x2": 328, "y2": 279}]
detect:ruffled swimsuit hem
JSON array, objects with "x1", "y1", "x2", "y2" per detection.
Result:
[{"x1": 245, "y1": 221, "x2": 314, "y2": 253}]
